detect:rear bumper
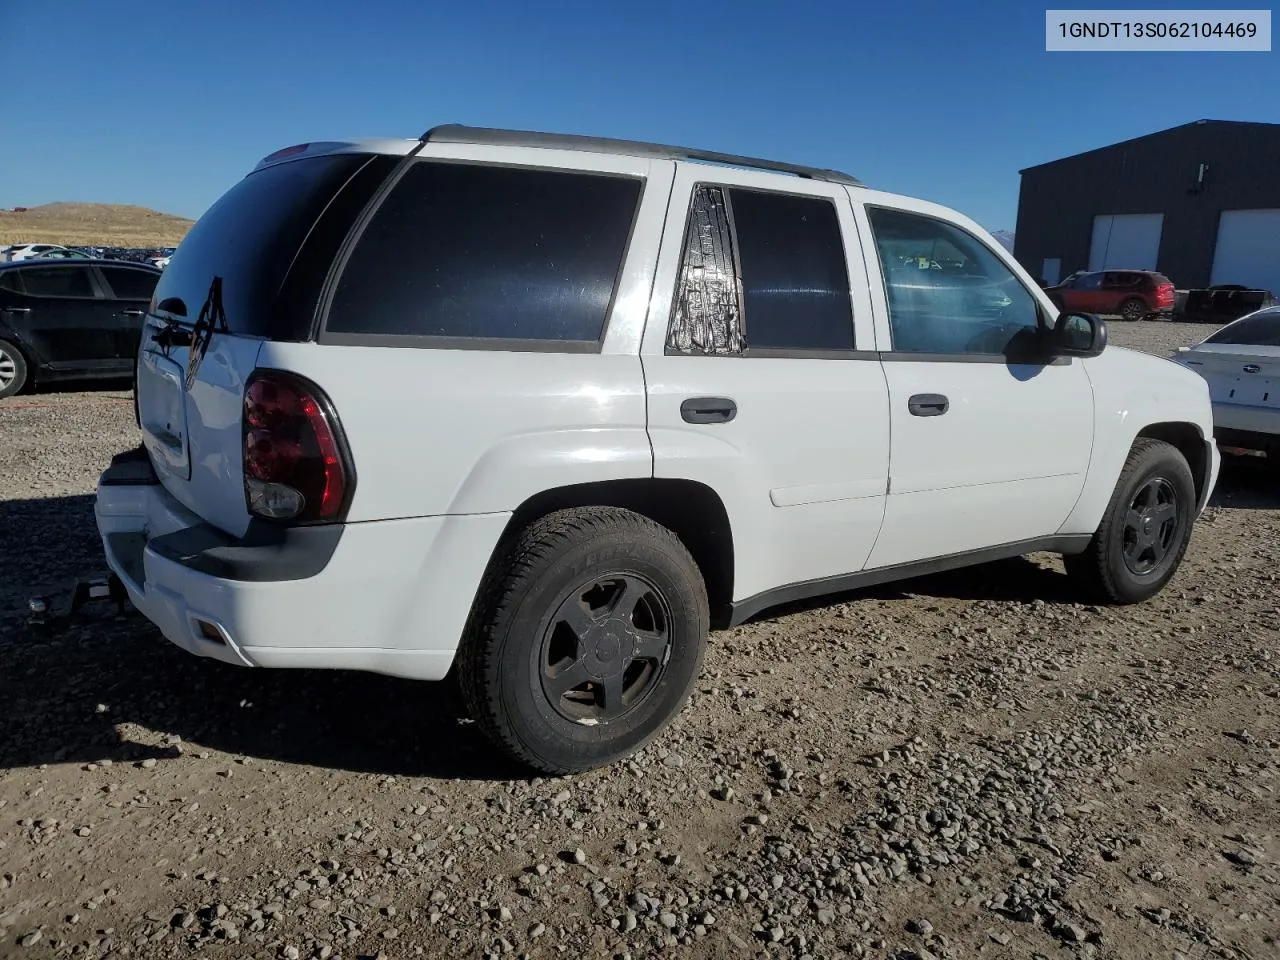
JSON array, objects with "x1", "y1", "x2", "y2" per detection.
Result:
[{"x1": 94, "y1": 448, "x2": 509, "y2": 681}]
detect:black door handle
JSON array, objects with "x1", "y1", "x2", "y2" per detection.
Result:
[
  {"x1": 116, "y1": 309, "x2": 146, "y2": 318},
  {"x1": 2, "y1": 306, "x2": 31, "y2": 314},
  {"x1": 681, "y1": 396, "x2": 737, "y2": 424},
  {"x1": 908, "y1": 393, "x2": 949, "y2": 416}
]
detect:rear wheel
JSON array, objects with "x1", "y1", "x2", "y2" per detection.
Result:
[
  {"x1": 1064, "y1": 438, "x2": 1197, "y2": 604},
  {"x1": 1119, "y1": 298, "x2": 1146, "y2": 321},
  {"x1": 458, "y1": 506, "x2": 709, "y2": 774},
  {"x1": 0, "y1": 339, "x2": 29, "y2": 398}
]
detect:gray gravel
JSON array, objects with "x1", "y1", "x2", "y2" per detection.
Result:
[{"x1": 1, "y1": 323, "x2": 1278, "y2": 960}]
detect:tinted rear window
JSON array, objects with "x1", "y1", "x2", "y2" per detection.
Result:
[
  {"x1": 728, "y1": 187, "x2": 854, "y2": 351},
  {"x1": 1205, "y1": 309, "x2": 1280, "y2": 346},
  {"x1": 324, "y1": 160, "x2": 642, "y2": 345},
  {"x1": 152, "y1": 153, "x2": 377, "y2": 338},
  {"x1": 100, "y1": 266, "x2": 160, "y2": 300}
]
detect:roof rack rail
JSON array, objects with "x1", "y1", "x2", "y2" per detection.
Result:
[{"x1": 420, "y1": 124, "x2": 863, "y2": 187}]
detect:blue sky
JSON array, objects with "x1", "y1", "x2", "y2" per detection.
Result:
[{"x1": 1, "y1": 0, "x2": 1277, "y2": 233}]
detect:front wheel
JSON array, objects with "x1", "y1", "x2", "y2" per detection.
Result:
[
  {"x1": 0, "y1": 338, "x2": 29, "y2": 398},
  {"x1": 457, "y1": 506, "x2": 709, "y2": 774},
  {"x1": 1064, "y1": 438, "x2": 1197, "y2": 604}
]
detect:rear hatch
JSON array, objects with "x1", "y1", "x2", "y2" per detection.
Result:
[{"x1": 136, "y1": 146, "x2": 405, "y2": 536}]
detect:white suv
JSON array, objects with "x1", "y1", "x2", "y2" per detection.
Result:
[
  {"x1": 3, "y1": 243, "x2": 70, "y2": 261},
  {"x1": 95, "y1": 125, "x2": 1220, "y2": 774}
]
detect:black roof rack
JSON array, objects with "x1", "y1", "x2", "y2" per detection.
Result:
[{"x1": 420, "y1": 124, "x2": 863, "y2": 187}]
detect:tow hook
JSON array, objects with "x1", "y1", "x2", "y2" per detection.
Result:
[{"x1": 28, "y1": 572, "x2": 132, "y2": 636}]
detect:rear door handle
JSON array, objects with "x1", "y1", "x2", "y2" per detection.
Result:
[
  {"x1": 2, "y1": 306, "x2": 31, "y2": 314},
  {"x1": 681, "y1": 396, "x2": 737, "y2": 424},
  {"x1": 908, "y1": 393, "x2": 949, "y2": 417},
  {"x1": 115, "y1": 309, "x2": 146, "y2": 318}
]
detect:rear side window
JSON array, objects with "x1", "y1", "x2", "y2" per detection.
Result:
[
  {"x1": 665, "y1": 184, "x2": 854, "y2": 355},
  {"x1": 728, "y1": 187, "x2": 853, "y2": 351},
  {"x1": 20, "y1": 266, "x2": 95, "y2": 298},
  {"x1": 100, "y1": 266, "x2": 159, "y2": 300},
  {"x1": 325, "y1": 161, "x2": 642, "y2": 345},
  {"x1": 1205, "y1": 309, "x2": 1280, "y2": 346},
  {"x1": 151, "y1": 153, "x2": 376, "y2": 338}
]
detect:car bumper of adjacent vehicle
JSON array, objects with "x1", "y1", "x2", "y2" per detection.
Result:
[{"x1": 93, "y1": 448, "x2": 509, "y2": 682}]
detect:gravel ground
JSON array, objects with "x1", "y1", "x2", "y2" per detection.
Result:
[{"x1": 1, "y1": 322, "x2": 1277, "y2": 960}]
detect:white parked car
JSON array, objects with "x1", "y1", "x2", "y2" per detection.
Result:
[
  {"x1": 3, "y1": 243, "x2": 70, "y2": 261},
  {"x1": 1173, "y1": 305, "x2": 1280, "y2": 464},
  {"x1": 94, "y1": 126, "x2": 1220, "y2": 774}
]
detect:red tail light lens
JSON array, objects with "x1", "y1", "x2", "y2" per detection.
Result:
[{"x1": 242, "y1": 370, "x2": 353, "y2": 523}]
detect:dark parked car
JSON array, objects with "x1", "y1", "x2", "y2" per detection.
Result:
[
  {"x1": 1176, "y1": 284, "x2": 1278, "y2": 324},
  {"x1": 1044, "y1": 269, "x2": 1176, "y2": 321},
  {"x1": 0, "y1": 259, "x2": 161, "y2": 398}
]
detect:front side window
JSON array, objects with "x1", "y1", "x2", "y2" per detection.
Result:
[
  {"x1": 866, "y1": 206, "x2": 1041, "y2": 356},
  {"x1": 19, "y1": 266, "x2": 95, "y2": 298},
  {"x1": 666, "y1": 185, "x2": 854, "y2": 354},
  {"x1": 326, "y1": 161, "x2": 643, "y2": 344}
]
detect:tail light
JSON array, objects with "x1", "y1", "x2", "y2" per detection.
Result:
[{"x1": 242, "y1": 370, "x2": 354, "y2": 523}]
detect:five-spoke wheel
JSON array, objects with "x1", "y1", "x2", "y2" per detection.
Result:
[
  {"x1": 1065, "y1": 438, "x2": 1196, "y2": 604},
  {"x1": 540, "y1": 574, "x2": 672, "y2": 724},
  {"x1": 458, "y1": 506, "x2": 708, "y2": 775}
]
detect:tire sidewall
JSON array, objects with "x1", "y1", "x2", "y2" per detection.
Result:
[
  {"x1": 0, "y1": 339, "x2": 28, "y2": 399},
  {"x1": 1101, "y1": 447, "x2": 1196, "y2": 601},
  {"x1": 494, "y1": 531, "x2": 707, "y2": 772}
]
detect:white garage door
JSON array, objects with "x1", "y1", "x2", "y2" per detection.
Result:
[
  {"x1": 1089, "y1": 213, "x2": 1164, "y2": 271},
  {"x1": 1211, "y1": 209, "x2": 1280, "y2": 293}
]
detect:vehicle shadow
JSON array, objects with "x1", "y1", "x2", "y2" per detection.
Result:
[
  {"x1": 0, "y1": 494, "x2": 523, "y2": 781},
  {"x1": 1209, "y1": 458, "x2": 1280, "y2": 511}
]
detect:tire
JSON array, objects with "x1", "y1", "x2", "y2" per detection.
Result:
[
  {"x1": 1064, "y1": 438, "x2": 1197, "y2": 604},
  {"x1": 1119, "y1": 298, "x2": 1146, "y2": 321},
  {"x1": 457, "y1": 506, "x2": 709, "y2": 775},
  {"x1": 0, "y1": 338, "x2": 29, "y2": 398}
]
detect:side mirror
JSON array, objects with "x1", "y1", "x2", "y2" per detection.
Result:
[{"x1": 1051, "y1": 311, "x2": 1107, "y2": 358}]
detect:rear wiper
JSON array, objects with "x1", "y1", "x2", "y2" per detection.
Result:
[
  {"x1": 151, "y1": 297, "x2": 192, "y2": 350},
  {"x1": 151, "y1": 317, "x2": 193, "y2": 349},
  {"x1": 185, "y1": 277, "x2": 229, "y2": 389}
]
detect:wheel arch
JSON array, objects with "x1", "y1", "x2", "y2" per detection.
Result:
[
  {"x1": 494, "y1": 478, "x2": 736, "y2": 629},
  {"x1": 1135, "y1": 421, "x2": 1211, "y2": 509}
]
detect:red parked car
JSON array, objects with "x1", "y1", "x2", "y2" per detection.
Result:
[{"x1": 1044, "y1": 269, "x2": 1176, "y2": 321}]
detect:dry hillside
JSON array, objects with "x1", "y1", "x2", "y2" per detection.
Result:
[{"x1": 0, "y1": 202, "x2": 194, "y2": 248}]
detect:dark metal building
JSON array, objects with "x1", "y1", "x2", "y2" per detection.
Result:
[{"x1": 1013, "y1": 119, "x2": 1280, "y2": 292}]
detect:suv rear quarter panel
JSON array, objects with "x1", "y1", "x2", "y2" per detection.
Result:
[{"x1": 256, "y1": 148, "x2": 676, "y2": 523}]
